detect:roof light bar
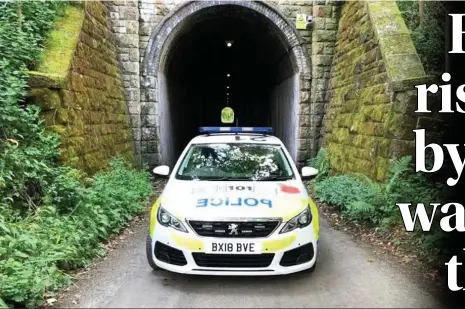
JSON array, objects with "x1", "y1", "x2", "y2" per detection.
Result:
[{"x1": 199, "y1": 127, "x2": 273, "y2": 134}]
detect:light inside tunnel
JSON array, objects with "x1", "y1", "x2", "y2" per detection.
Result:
[{"x1": 157, "y1": 5, "x2": 301, "y2": 167}]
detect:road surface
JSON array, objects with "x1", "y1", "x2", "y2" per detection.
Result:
[{"x1": 53, "y1": 207, "x2": 442, "y2": 308}]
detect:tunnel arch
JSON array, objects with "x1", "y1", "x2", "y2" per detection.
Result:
[{"x1": 141, "y1": 0, "x2": 312, "y2": 168}]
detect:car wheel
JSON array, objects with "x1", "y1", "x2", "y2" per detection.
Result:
[{"x1": 146, "y1": 234, "x2": 160, "y2": 270}]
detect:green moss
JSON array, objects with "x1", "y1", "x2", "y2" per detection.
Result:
[
  {"x1": 378, "y1": 34, "x2": 417, "y2": 56},
  {"x1": 367, "y1": 2, "x2": 410, "y2": 37},
  {"x1": 28, "y1": 88, "x2": 62, "y2": 110},
  {"x1": 49, "y1": 124, "x2": 67, "y2": 134},
  {"x1": 27, "y1": 71, "x2": 67, "y2": 89},
  {"x1": 384, "y1": 53, "x2": 425, "y2": 82},
  {"x1": 56, "y1": 109, "x2": 69, "y2": 125},
  {"x1": 376, "y1": 157, "x2": 390, "y2": 180},
  {"x1": 60, "y1": 90, "x2": 76, "y2": 108},
  {"x1": 371, "y1": 104, "x2": 388, "y2": 122},
  {"x1": 35, "y1": 5, "x2": 84, "y2": 76},
  {"x1": 366, "y1": 1, "x2": 426, "y2": 83}
]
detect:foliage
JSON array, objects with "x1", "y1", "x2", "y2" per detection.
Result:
[
  {"x1": 0, "y1": 1, "x2": 70, "y2": 216},
  {"x1": 0, "y1": 158, "x2": 153, "y2": 308},
  {"x1": 314, "y1": 154, "x2": 444, "y2": 227},
  {"x1": 0, "y1": 3, "x2": 154, "y2": 307},
  {"x1": 179, "y1": 144, "x2": 293, "y2": 180},
  {"x1": 397, "y1": 0, "x2": 447, "y2": 75},
  {"x1": 310, "y1": 148, "x2": 446, "y2": 263},
  {"x1": 313, "y1": 175, "x2": 374, "y2": 211},
  {"x1": 306, "y1": 148, "x2": 330, "y2": 181}
]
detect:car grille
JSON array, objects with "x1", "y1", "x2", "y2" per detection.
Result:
[
  {"x1": 280, "y1": 243, "x2": 314, "y2": 267},
  {"x1": 188, "y1": 220, "x2": 280, "y2": 238},
  {"x1": 154, "y1": 241, "x2": 187, "y2": 266},
  {"x1": 192, "y1": 253, "x2": 275, "y2": 268}
]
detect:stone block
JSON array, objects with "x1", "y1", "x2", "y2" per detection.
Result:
[
  {"x1": 325, "y1": 18, "x2": 338, "y2": 30},
  {"x1": 313, "y1": 19, "x2": 326, "y2": 30},
  {"x1": 141, "y1": 127, "x2": 157, "y2": 141},
  {"x1": 132, "y1": 128, "x2": 141, "y2": 141},
  {"x1": 314, "y1": 55, "x2": 333, "y2": 66},
  {"x1": 313, "y1": 30, "x2": 337, "y2": 42},
  {"x1": 142, "y1": 114, "x2": 158, "y2": 127},
  {"x1": 313, "y1": 5, "x2": 332, "y2": 17},
  {"x1": 29, "y1": 88, "x2": 63, "y2": 111},
  {"x1": 121, "y1": 61, "x2": 139, "y2": 74},
  {"x1": 299, "y1": 103, "x2": 310, "y2": 115},
  {"x1": 125, "y1": 20, "x2": 139, "y2": 34},
  {"x1": 129, "y1": 48, "x2": 140, "y2": 62},
  {"x1": 115, "y1": 33, "x2": 139, "y2": 48},
  {"x1": 119, "y1": 54, "x2": 129, "y2": 62},
  {"x1": 388, "y1": 139, "x2": 415, "y2": 159},
  {"x1": 299, "y1": 126, "x2": 311, "y2": 138},
  {"x1": 301, "y1": 91, "x2": 311, "y2": 103},
  {"x1": 384, "y1": 53, "x2": 425, "y2": 82},
  {"x1": 119, "y1": 6, "x2": 138, "y2": 20},
  {"x1": 129, "y1": 114, "x2": 141, "y2": 127}
]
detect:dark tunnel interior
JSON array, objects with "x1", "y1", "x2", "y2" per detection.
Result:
[{"x1": 158, "y1": 5, "x2": 301, "y2": 167}]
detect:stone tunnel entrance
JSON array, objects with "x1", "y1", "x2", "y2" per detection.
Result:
[{"x1": 142, "y1": 1, "x2": 311, "y2": 168}]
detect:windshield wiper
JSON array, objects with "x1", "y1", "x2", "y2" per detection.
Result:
[
  {"x1": 259, "y1": 176, "x2": 294, "y2": 181},
  {"x1": 206, "y1": 177, "x2": 252, "y2": 181}
]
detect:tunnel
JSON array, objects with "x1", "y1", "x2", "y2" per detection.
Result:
[{"x1": 151, "y1": 3, "x2": 307, "y2": 168}]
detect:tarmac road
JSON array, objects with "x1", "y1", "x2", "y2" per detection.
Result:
[{"x1": 53, "y1": 208, "x2": 442, "y2": 308}]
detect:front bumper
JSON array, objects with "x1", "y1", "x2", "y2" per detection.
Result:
[{"x1": 148, "y1": 221, "x2": 319, "y2": 276}]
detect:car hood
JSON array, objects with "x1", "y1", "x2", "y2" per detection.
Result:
[{"x1": 159, "y1": 179, "x2": 309, "y2": 221}]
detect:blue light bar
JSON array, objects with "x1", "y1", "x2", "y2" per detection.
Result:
[{"x1": 199, "y1": 127, "x2": 273, "y2": 134}]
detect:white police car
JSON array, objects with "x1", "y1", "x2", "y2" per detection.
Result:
[{"x1": 146, "y1": 127, "x2": 320, "y2": 276}]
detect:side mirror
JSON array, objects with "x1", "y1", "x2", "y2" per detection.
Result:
[
  {"x1": 301, "y1": 166, "x2": 318, "y2": 180},
  {"x1": 153, "y1": 165, "x2": 170, "y2": 178}
]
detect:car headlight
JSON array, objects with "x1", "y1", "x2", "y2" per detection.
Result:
[
  {"x1": 279, "y1": 206, "x2": 312, "y2": 234},
  {"x1": 157, "y1": 205, "x2": 188, "y2": 233}
]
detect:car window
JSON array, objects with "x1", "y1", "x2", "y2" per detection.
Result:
[{"x1": 176, "y1": 143, "x2": 295, "y2": 181}]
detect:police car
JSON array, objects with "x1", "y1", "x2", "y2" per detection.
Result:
[{"x1": 146, "y1": 127, "x2": 320, "y2": 276}]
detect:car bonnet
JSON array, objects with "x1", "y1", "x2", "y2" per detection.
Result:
[{"x1": 159, "y1": 180, "x2": 310, "y2": 221}]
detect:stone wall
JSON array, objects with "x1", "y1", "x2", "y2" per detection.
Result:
[
  {"x1": 27, "y1": 2, "x2": 135, "y2": 175},
  {"x1": 320, "y1": 1, "x2": 439, "y2": 180},
  {"x1": 107, "y1": 0, "x2": 142, "y2": 166},
  {"x1": 25, "y1": 0, "x2": 438, "y2": 181}
]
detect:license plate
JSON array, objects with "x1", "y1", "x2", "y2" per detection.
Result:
[{"x1": 206, "y1": 241, "x2": 261, "y2": 254}]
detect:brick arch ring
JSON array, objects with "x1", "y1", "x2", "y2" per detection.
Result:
[{"x1": 140, "y1": 0, "x2": 314, "y2": 163}]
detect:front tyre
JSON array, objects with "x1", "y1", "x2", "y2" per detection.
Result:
[{"x1": 146, "y1": 234, "x2": 160, "y2": 270}]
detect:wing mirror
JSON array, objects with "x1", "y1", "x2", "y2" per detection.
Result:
[
  {"x1": 301, "y1": 166, "x2": 318, "y2": 180},
  {"x1": 153, "y1": 165, "x2": 170, "y2": 178}
]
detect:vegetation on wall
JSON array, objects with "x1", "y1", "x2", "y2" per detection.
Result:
[
  {"x1": 307, "y1": 149, "x2": 448, "y2": 265},
  {"x1": 397, "y1": 0, "x2": 447, "y2": 75},
  {"x1": 0, "y1": 2, "x2": 153, "y2": 307}
]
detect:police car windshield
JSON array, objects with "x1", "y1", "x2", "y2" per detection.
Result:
[{"x1": 176, "y1": 143, "x2": 295, "y2": 181}]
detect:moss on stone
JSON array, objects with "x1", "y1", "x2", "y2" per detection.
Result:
[
  {"x1": 365, "y1": 1, "x2": 426, "y2": 83},
  {"x1": 28, "y1": 71, "x2": 68, "y2": 89},
  {"x1": 47, "y1": 125, "x2": 68, "y2": 139},
  {"x1": 25, "y1": 2, "x2": 135, "y2": 175},
  {"x1": 384, "y1": 53, "x2": 425, "y2": 82},
  {"x1": 366, "y1": 2, "x2": 409, "y2": 36},
  {"x1": 28, "y1": 88, "x2": 62, "y2": 110},
  {"x1": 378, "y1": 34, "x2": 416, "y2": 56},
  {"x1": 35, "y1": 5, "x2": 84, "y2": 76}
]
